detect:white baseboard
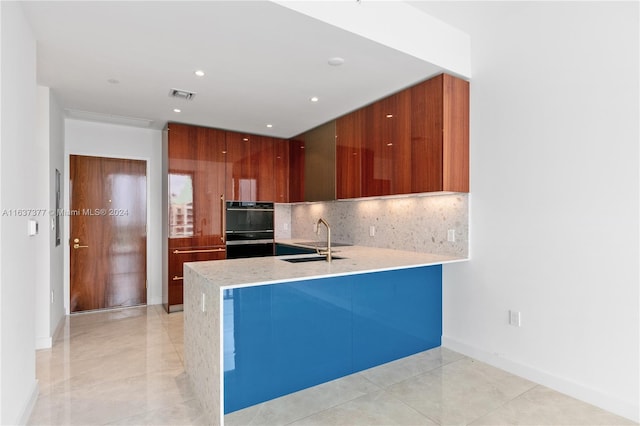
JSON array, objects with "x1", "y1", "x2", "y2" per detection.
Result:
[
  {"x1": 148, "y1": 296, "x2": 163, "y2": 306},
  {"x1": 442, "y1": 336, "x2": 639, "y2": 423},
  {"x1": 17, "y1": 380, "x2": 39, "y2": 425},
  {"x1": 34, "y1": 336, "x2": 52, "y2": 350},
  {"x1": 35, "y1": 313, "x2": 67, "y2": 349}
]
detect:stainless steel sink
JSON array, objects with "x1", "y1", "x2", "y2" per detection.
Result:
[{"x1": 281, "y1": 255, "x2": 344, "y2": 263}]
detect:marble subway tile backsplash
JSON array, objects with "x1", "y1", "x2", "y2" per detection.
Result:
[{"x1": 281, "y1": 193, "x2": 468, "y2": 257}]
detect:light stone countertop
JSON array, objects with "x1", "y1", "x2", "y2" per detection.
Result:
[{"x1": 185, "y1": 239, "x2": 467, "y2": 290}]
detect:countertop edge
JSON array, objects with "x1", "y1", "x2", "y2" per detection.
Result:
[{"x1": 216, "y1": 256, "x2": 468, "y2": 291}]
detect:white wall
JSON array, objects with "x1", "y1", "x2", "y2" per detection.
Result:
[
  {"x1": 49, "y1": 91, "x2": 65, "y2": 343},
  {"x1": 34, "y1": 87, "x2": 65, "y2": 349},
  {"x1": 0, "y1": 2, "x2": 40, "y2": 424},
  {"x1": 413, "y1": 2, "x2": 639, "y2": 421},
  {"x1": 64, "y1": 119, "x2": 163, "y2": 310}
]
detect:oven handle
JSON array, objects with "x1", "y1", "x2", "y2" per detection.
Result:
[
  {"x1": 225, "y1": 239, "x2": 274, "y2": 246},
  {"x1": 226, "y1": 230, "x2": 274, "y2": 234},
  {"x1": 173, "y1": 248, "x2": 226, "y2": 254}
]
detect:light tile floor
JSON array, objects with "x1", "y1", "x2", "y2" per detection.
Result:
[{"x1": 28, "y1": 305, "x2": 635, "y2": 426}]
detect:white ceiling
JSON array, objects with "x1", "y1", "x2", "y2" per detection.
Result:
[{"x1": 22, "y1": 1, "x2": 446, "y2": 138}]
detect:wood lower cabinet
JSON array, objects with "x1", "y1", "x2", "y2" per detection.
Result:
[{"x1": 167, "y1": 245, "x2": 226, "y2": 311}]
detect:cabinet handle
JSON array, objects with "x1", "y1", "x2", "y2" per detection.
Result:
[
  {"x1": 172, "y1": 276, "x2": 183, "y2": 281},
  {"x1": 221, "y1": 194, "x2": 226, "y2": 243},
  {"x1": 173, "y1": 248, "x2": 226, "y2": 254}
]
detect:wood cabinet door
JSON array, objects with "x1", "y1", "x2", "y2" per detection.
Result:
[
  {"x1": 411, "y1": 75, "x2": 444, "y2": 193},
  {"x1": 194, "y1": 127, "x2": 226, "y2": 244},
  {"x1": 226, "y1": 132, "x2": 254, "y2": 201},
  {"x1": 168, "y1": 246, "x2": 226, "y2": 306},
  {"x1": 288, "y1": 138, "x2": 305, "y2": 202},
  {"x1": 336, "y1": 109, "x2": 364, "y2": 199},
  {"x1": 364, "y1": 96, "x2": 411, "y2": 197},
  {"x1": 384, "y1": 90, "x2": 412, "y2": 195},
  {"x1": 274, "y1": 138, "x2": 290, "y2": 203},
  {"x1": 168, "y1": 123, "x2": 226, "y2": 247},
  {"x1": 252, "y1": 136, "x2": 275, "y2": 202},
  {"x1": 442, "y1": 74, "x2": 470, "y2": 192}
]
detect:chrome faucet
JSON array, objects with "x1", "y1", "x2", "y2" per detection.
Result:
[{"x1": 315, "y1": 218, "x2": 332, "y2": 262}]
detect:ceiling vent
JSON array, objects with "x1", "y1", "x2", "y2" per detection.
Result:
[{"x1": 169, "y1": 88, "x2": 196, "y2": 101}]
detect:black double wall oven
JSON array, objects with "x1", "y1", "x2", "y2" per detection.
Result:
[{"x1": 225, "y1": 201, "x2": 274, "y2": 259}]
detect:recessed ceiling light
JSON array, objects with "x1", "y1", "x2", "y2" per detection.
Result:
[
  {"x1": 310, "y1": 97, "x2": 319, "y2": 102},
  {"x1": 173, "y1": 108, "x2": 181, "y2": 113},
  {"x1": 194, "y1": 70, "x2": 205, "y2": 77},
  {"x1": 266, "y1": 124, "x2": 273, "y2": 128},
  {"x1": 328, "y1": 57, "x2": 345, "y2": 66}
]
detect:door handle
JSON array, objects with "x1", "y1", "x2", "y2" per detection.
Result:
[
  {"x1": 220, "y1": 194, "x2": 226, "y2": 243},
  {"x1": 73, "y1": 238, "x2": 88, "y2": 249}
]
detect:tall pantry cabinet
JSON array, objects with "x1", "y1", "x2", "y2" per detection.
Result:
[{"x1": 164, "y1": 123, "x2": 227, "y2": 313}]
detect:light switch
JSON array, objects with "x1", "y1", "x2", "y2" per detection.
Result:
[
  {"x1": 28, "y1": 219, "x2": 39, "y2": 236},
  {"x1": 447, "y1": 229, "x2": 456, "y2": 242}
]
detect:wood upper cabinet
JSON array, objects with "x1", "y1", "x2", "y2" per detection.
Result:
[
  {"x1": 362, "y1": 90, "x2": 411, "y2": 197},
  {"x1": 252, "y1": 136, "x2": 275, "y2": 202},
  {"x1": 168, "y1": 123, "x2": 226, "y2": 247},
  {"x1": 336, "y1": 73, "x2": 469, "y2": 198},
  {"x1": 411, "y1": 73, "x2": 469, "y2": 193},
  {"x1": 288, "y1": 138, "x2": 305, "y2": 203},
  {"x1": 225, "y1": 132, "x2": 279, "y2": 202},
  {"x1": 274, "y1": 138, "x2": 290, "y2": 203},
  {"x1": 336, "y1": 109, "x2": 364, "y2": 199},
  {"x1": 225, "y1": 131, "x2": 253, "y2": 201}
]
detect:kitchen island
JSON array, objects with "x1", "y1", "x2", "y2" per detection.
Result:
[{"x1": 184, "y1": 243, "x2": 466, "y2": 425}]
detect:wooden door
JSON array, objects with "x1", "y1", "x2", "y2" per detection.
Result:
[{"x1": 70, "y1": 155, "x2": 147, "y2": 312}]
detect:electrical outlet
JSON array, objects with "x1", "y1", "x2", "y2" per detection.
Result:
[
  {"x1": 51, "y1": 290, "x2": 55, "y2": 304},
  {"x1": 447, "y1": 229, "x2": 456, "y2": 242},
  {"x1": 283, "y1": 223, "x2": 289, "y2": 231},
  {"x1": 509, "y1": 310, "x2": 521, "y2": 327},
  {"x1": 201, "y1": 293, "x2": 206, "y2": 313},
  {"x1": 369, "y1": 225, "x2": 375, "y2": 237}
]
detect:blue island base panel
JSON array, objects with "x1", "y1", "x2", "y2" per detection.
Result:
[{"x1": 223, "y1": 265, "x2": 442, "y2": 414}]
